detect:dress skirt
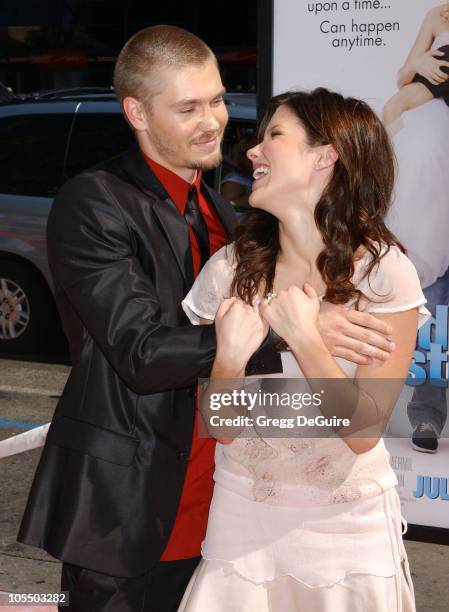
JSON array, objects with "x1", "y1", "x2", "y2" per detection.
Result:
[
  {"x1": 178, "y1": 558, "x2": 415, "y2": 612},
  {"x1": 178, "y1": 485, "x2": 416, "y2": 612}
]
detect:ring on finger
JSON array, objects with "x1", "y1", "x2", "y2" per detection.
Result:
[{"x1": 266, "y1": 292, "x2": 278, "y2": 304}]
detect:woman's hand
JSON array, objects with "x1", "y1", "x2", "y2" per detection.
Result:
[
  {"x1": 260, "y1": 284, "x2": 320, "y2": 348},
  {"x1": 213, "y1": 297, "x2": 269, "y2": 377},
  {"x1": 207, "y1": 298, "x2": 268, "y2": 444},
  {"x1": 413, "y1": 49, "x2": 449, "y2": 85}
]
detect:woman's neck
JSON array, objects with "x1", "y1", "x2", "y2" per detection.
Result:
[
  {"x1": 274, "y1": 214, "x2": 326, "y2": 292},
  {"x1": 277, "y1": 213, "x2": 323, "y2": 270}
]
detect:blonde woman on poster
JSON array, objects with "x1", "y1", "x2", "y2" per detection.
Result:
[
  {"x1": 383, "y1": 4, "x2": 449, "y2": 130},
  {"x1": 384, "y1": 3, "x2": 449, "y2": 453},
  {"x1": 384, "y1": 2, "x2": 449, "y2": 289},
  {"x1": 179, "y1": 88, "x2": 426, "y2": 611}
]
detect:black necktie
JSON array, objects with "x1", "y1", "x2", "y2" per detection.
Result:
[{"x1": 184, "y1": 186, "x2": 210, "y2": 270}]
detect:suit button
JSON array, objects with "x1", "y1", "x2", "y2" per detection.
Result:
[{"x1": 178, "y1": 451, "x2": 189, "y2": 461}]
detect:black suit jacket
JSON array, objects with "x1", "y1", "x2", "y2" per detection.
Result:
[{"x1": 17, "y1": 145, "x2": 238, "y2": 577}]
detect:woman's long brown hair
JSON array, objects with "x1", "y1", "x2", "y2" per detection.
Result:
[{"x1": 230, "y1": 88, "x2": 405, "y2": 308}]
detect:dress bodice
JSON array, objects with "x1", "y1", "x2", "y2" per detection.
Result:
[{"x1": 182, "y1": 243, "x2": 428, "y2": 507}]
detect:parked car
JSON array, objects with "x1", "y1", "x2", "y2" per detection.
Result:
[{"x1": 0, "y1": 90, "x2": 256, "y2": 354}]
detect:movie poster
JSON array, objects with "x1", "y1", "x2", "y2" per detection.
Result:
[{"x1": 270, "y1": 0, "x2": 449, "y2": 529}]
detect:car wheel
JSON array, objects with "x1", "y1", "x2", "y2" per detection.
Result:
[{"x1": 0, "y1": 260, "x2": 57, "y2": 355}]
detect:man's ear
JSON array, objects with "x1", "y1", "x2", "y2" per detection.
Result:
[
  {"x1": 122, "y1": 96, "x2": 148, "y2": 132},
  {"x1": 315, "y1": 145, "x2": 339, "y2": 170}
]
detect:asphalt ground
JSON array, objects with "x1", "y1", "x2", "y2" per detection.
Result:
[{"x1": 0, "y1": 358, "x2": 448, "y2": 611}]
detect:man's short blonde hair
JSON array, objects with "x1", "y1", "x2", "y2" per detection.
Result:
[{"x1": 113, "y1": 25, "x2": 217, "y2": 107}]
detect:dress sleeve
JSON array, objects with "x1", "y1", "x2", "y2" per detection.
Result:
[
  {"x1": 357, "y1": 246, "x2": 430, "y2": 327},
  {"x1": 182, "y1": 244, "x2": 236, "y2": 324}
]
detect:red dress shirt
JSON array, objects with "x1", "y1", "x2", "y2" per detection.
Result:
[{"x1": 143, "y1": 153, "x2": 228, "y2": 560}]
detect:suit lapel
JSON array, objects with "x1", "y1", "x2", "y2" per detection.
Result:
[
  {"x1": 152, "y1": 199, "x2": 194, "y2": 287},
  {"x1": 119, "y1": 145, "x2": 194, "y2": 287},
  {"x1": 118, "y1": 146, "x2": 237, "y2": 287}
]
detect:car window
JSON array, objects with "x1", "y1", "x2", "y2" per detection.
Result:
[
  {"x1": 65, "y1": 112, "x2": 133, "y2": 178},
  {"x1": 0, "y1": 114, "x2": 72, "y2": 196}
]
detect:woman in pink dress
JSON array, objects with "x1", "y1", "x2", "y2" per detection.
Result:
[{"x1": 179, "y1": 88, "x2": 427, "y2": 611}]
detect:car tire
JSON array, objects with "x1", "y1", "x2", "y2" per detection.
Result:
[{"x1": 0, "y1": 260, "x2": 59, "y2": 355}]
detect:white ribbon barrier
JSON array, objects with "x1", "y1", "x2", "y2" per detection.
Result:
[{"x1": 0, "y1": 423, "x2": 50, "y2": 459}]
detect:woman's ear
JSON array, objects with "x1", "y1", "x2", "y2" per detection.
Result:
[{"x1": 315, "y1": 145, "x2": 339, "y2": 170}]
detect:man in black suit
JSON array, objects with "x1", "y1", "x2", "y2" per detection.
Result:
[{"x1": 18, "y1": 25, "x2": 395, "y2": 612}]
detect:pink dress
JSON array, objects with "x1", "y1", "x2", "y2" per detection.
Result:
[{"x1": 179, "y1": 244, "x2": 427, "y2": 611}]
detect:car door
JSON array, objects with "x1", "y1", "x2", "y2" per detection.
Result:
[{"x1": 0, "y1": 105, "x2": 75, "y2": 353}]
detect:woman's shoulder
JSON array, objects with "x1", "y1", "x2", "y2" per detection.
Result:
[
  {"x1": 181, "y1": 243, "x2": 236, "y2": 324},
  {"x1": 427, "y1": 4, "x2": 448, "y2": 26},
  {"x1": 412, "y1": 5, "x2": 445, "y2": 36},
  {"x1": 355, "y1": 244, "x2": 426, "y2": 314},
  {"x1": 367, "y1": 243, "x2": 414, "y2": 268},
  {"x1": 435, "y1": 4, "x2": 449, "y2": 16},
  {"x1": 203, "y1": 243, "x2": 236, "y2": 275},
  {"x1": 356, "y1": 243, "x2": 416, "y2": 278}
]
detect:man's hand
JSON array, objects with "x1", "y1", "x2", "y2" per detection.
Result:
[{"x1": 317, "y1": 302, "x2": 395, "y2": 365}]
